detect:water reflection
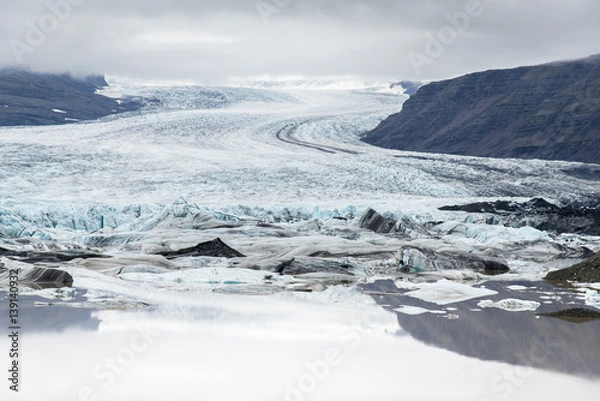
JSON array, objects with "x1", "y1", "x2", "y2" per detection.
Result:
[
  {"x1": 0, "y1": 291, "x2": 100, "y2": 332},
  {"x1": 1, "y1": 286, "x2": 599, "y2": 400},
  {"x1": 363, "y1": 279, "x2": 600, "y2": 378}
]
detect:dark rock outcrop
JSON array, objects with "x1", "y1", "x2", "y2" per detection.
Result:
[
  {"x1": 545, "y1": 252, "x2": 600, "y2": 283},
  {"x1": 0, "y1": 265, "x2": 73, "y2": 289},
  {"x1": 440, "y1": 198, "x2": 600, "y2": 235},
  {"x1": 397, "y1": 246, "x2": 510, "y2": 275},
  {"x1": 0, "y1": 69, "x2": 142, "y2": 126},
  {"x1": 363, "y1": 55, "x2": 600, "y2": 164},
  {"x1": 359, "y1": 208, "x2": 431, "y2": 237},
  {"x1": 538, "y1": 308, "x2": 600, "y2": 323},
  {"x1": 158, "y1": 238, "x2": 245, "y2": 259},
  {"x1": 0, "y1": 245, "x2": 106, "y2": 264},
  {"x1": 274, "y1": 257, "x2": 360, "y2": 276},
  {"x1": 359, "y1": 208, "x2": 397, "y2": 234}
]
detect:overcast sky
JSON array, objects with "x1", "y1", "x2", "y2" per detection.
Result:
[{"x1": 1, "y1": 0, "x2": 600, "y2": 84}]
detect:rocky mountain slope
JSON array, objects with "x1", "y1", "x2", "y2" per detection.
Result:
[
  {"x1": 0, "y1": 69, "x2": 141, "y2": 126},
  {"x1": 362, "y1": 55, "x2": 600, "y2": 164},
  {"x1": 546, "y1": 251, "x2": 600, "y2": 283}
]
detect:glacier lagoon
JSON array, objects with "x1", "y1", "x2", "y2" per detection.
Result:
[{"x1": 1, "y1": 79, "x2": 599, "y2": 400}]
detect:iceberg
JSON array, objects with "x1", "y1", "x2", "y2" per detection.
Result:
[
  {"x1": 585, "y1": 290, "x2": 600, "y2": 309},
  {"x1": 393, "y1": 306, "x2": 445, "y2": 315},
  {"x1": 405, "y1": 280, "x2": 498, "y2": 305},
  {"x1": 477, "y1": 299, "x2": 541, "y2": 312}
]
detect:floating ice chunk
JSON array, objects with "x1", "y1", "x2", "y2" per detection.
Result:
[
  {"x1": 573, "y1": 282, "x2": 600, "y2": 290},
  {"x1": 395, "y1": 280, "x2": 420, "y2": 290},
  {"x1": 394, "y1": 305, "x2": 447, "y2": 315},
  {"x1": 394, "y1": 306, "x2": 432, "y2": 315},
  {"x1": 507, "y1": 285, "x2": 529, "y2": 291},
  {"x1": 585, "y1": 290, "x2": 600, "y2": 309},
  {"x1": 477, "y1": 298, "x2": 541, "y2": 312},
  {"x1": 405, "y1": 280, "x2": 497, "y2": 305},
  {"x1": 539, "y1": 295, "x2": 561, "y2": 301}
]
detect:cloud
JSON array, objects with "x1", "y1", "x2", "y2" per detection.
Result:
[{"x1": 1, "y1": 0, "x2": 599, "y2": 83}]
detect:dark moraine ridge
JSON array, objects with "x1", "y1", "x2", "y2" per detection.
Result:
[
  {"x1": 362, "y1": 55, "x2": 600, "y2": 164},
  {"x1": 439, "y1": 198, "x2": 600, "y2": 236},
  {"x1": 0, "y1": 69, "x2": 142, "y2": 126},
  {"x1": 545, "y1": 251, "x2": 600, "y2": 284}
]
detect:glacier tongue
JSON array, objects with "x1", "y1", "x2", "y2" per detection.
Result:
[
  {"x1": 1, "y1": 81, "x2": 599, "y2": 309},
  {"x1": 1, "y1": 80, "x2": 599, "y2": 206}
]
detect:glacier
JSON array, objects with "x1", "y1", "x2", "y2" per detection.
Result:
[
  {"x1": 1, "y1": 78, "x2": 600, "y2": 401},
  {"x1": 1, "y1": 78, "x2": 599, "y2": 311}
]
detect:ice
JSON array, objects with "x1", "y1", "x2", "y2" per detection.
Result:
[
  {"x1": 212, "y1": 284, "x2": 285, "y2": 296},
  {"x1": 408, "y1": 270, "x2": 489, "y2": 283},
  {"x1": 405, "y1": 280, "x2": 498, "y2": 305},
  {"x1": 1, "y1": 78, "x2": 600, "y2": 307},
  {"x1": 0, "y1": 202, "x2": 160, "y2": 240},
  {"x1": 0, "y1": 258, "x2": 72, "y2": 288},
  {"x1": 394, "y1": 306, "x2": 444, "y2": 315},
  {"x1": 477, "y1": 299, "x2": 541, "y2": 312},
  {"x1": 172, "y1": 256, "x2": 232, "y2": 270},
  {"x1": 118, "y1": 267, "x2": 280, "y2": 287},
  {"x1": 507, "y1": 285, "x2": 530, "y2": 291},
  {"x1": 573, "y1": 282, "x2": 600, "y2": 290},
  {"x1": 75, "y1": 255, "x2": 177, "y2": 272},
  {"x1": 35, "y1": 297, "x2": 150, "y2": 310},
  {"x1": 396, "y1": 248, "x2": 434, "y2": 271},
  {"x1": 433, "y1": 222, "x2": 551, "y2": 245},
  {"x1": 584, "y1": 290, "x2": 600, "y2": 309},
  {"x1": 19, "y1": 287, "x2": 77, "y2": 300},
  {"x1": 2, "y1": 79, "x2": 598, "y2": 209}
]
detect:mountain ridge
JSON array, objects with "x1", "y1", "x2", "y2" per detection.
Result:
[
  {"x1": 0, "y1": 69, "x2": 142, "y2": 126},
  {"x1": 362, "y1": 54, "x2": 600, "y2": 164}
]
